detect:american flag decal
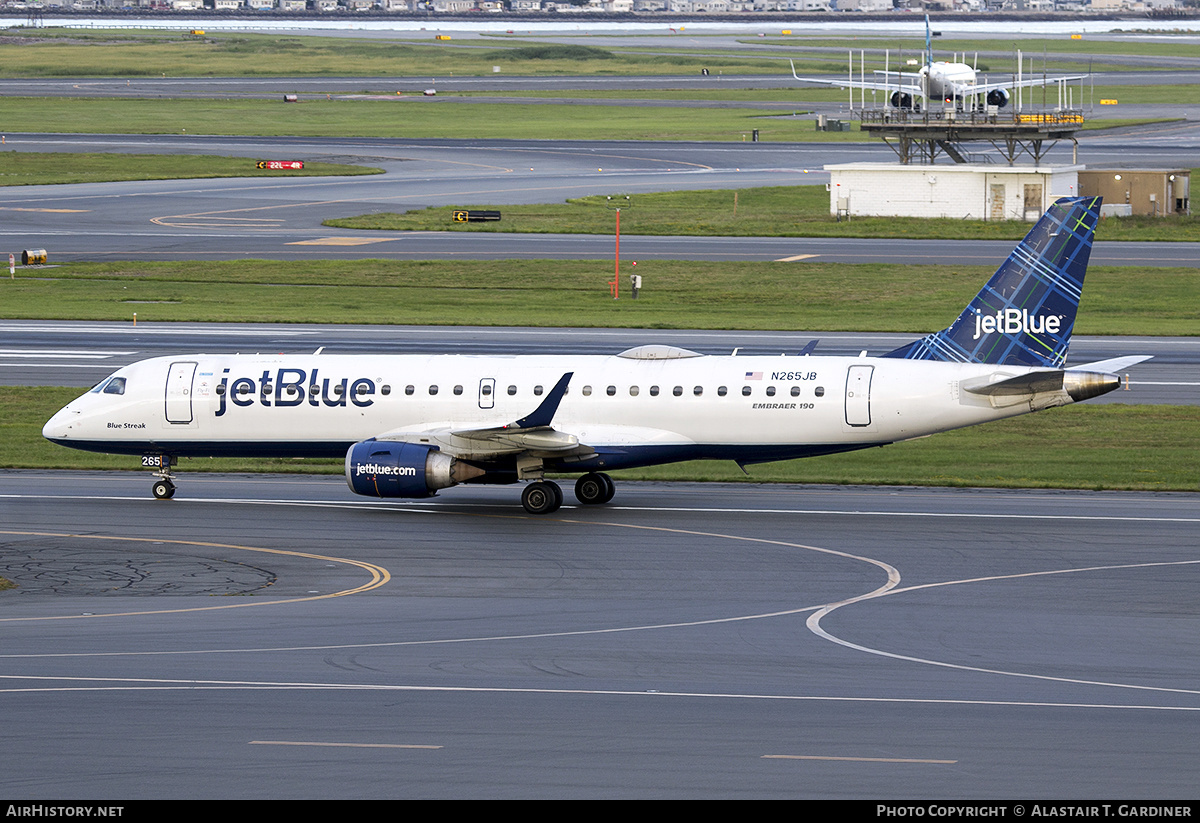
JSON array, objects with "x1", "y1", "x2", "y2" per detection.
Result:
[{"x1": 744, "y1": 371, "x2": 762, "y2": 380}]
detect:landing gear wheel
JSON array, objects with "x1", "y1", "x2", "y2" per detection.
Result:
[
  {"x1": 152, "y1": 479, "x2": 176, "y2": 500},
  {"x1": 522, "y1": 481, "x2": 562, "y2": 515},
  {"x1": 575, "y1": 472, "x2": 615, "y2": 505}
]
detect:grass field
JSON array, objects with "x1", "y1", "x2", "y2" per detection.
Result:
[
  {"x1": 11, "y1": 387, "x2": 1196, "y2": 491},
  {"x1": 0, "y1": 29, "x2": 1108, "y2": 78},
  {"x1": 2, "y1": 259, "x2": 1195, "y2": 337},
  {"x1": 0, "y1": 151, "x2": 379, "y2": 186},
  {"x1": 0, "y1": 96, "x2": 834, "y2": 142},
  {"x1": 328, "y1": 184, "x2": 1200, "y2": 242},
  {"x1": 3, "y1": 28, "x2": 1195, "y2": 79}
]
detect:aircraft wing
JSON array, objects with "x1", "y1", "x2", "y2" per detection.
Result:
[
  {"x1": 374, "y1": 371, "x2": 594, "y2": 461},
  {"x1": 790, "y1": 60, "x2": 921, "y2": 94},
  {"x1": 966, "y1": 75, "x2": 1087, "y2": 95}
]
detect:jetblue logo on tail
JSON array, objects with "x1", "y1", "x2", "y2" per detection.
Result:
[
  {"x1": 973, "y1": 309, "x2": 1063, "y2": 340},
  {"x1": 884, "y1": 196, "x2": 1100, "y2": 368}
]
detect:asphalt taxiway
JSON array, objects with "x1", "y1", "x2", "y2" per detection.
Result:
[
  {"x1": 3, "y1": 472, "x2": 1199, "y2": 798},
  {"x1": 5, "y1": 322, "x2": 1186, "y2": 799},
  {"x1": 1, "y1": 132, "x2": 1199, "y2": 264}
]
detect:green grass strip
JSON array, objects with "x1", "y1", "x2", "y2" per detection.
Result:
[
  {"x1": 0, "y1": 151, "x2": 380, "y2": 186},
  {"x1": 3, "y1": 259, "x2": 1195, "y2": 337},
  {"x1": 0, "y1": 96, "x2": 826, "y2": 142},
  {"x1": 11, "y1": 387, "x2": 1196, "y2": 491},
  {"x1": 330, "y1": 184, "x2": 1200, "y2": 242}
]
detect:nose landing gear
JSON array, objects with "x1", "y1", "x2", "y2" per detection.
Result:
[{"x1": 145, "y1": 454, "x2": 176, "y2": 500}]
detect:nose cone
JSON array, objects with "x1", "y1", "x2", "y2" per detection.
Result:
[{"x1": 43, "y1": 404, "x2": 79, "y2": 442}]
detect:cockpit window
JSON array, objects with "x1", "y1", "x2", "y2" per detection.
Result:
[{"x1": 90, "y1": 376, "x2": 126, "y2": 395}]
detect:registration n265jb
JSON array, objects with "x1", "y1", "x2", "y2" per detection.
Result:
[{"x1": 44, "y1": 197, "x2": 1147, "y2": 514}]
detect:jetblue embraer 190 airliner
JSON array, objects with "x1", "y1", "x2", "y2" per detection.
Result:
[{"x1": 44, "y1": 197, "x2": 1147, "y2": 514}]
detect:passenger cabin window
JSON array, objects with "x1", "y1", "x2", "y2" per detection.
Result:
[
  {"x1": 429, "y1": 385, "x2": 438, "y2": 396},
  {"x1": 672, "y1": 386, "x2": 683, "y2": 397},
  {"x1": 453, "y1": 385, "x2": 463, "y2": 396},
  {"x1": 742, "y1": 386, "x2": 752, "y2": 397},
  {"x1": 508, "y1": 385, "x2": 517, "y2": 396},
  {"x1": 629, "y1": 386, "x2": 639, "y2": 397},
  {"x1": 582, "y1": 386, "x2": 592, "y2": 396},
  {"x1": 649, "y1": 386, "x2": 660, "y2": 397},
  {"x1": 766, "y1": 386, "x2": 776, "y2": 397},
  {"x1": 815, "y1": 386, "x2": 825, "y2": 397},
  {"x1": 534, "y1": 385, "x2": 544, "y2": 396},
  {"x1": 381, "y1": 385, "x2": 391, "y2": 396},
  {"x1": 693, "y1": 386, "x2": 703, "y2": 396},
  {"x1": 606, "y1": 386, "x2": 616, "y2": 396},
  {"x1": 790, "y1": 386, "x2": 801, "y2": 397},
  {"x1": 718, "y1": 386, "x2": 727, "y2": 396},
  {"x1": 405, "y1": 385, "x2": 415, "y2": 396}
]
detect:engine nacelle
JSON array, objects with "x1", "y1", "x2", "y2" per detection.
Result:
[
  {"x1": 890, "y1": 91, "x2": 914, "y2": 110},
  {"x1": 345, "y1": 440, "x2": 483, "y2": 498},
  {"x1": 987, "y1": 88, "x2": 1010, "y2": 108}
]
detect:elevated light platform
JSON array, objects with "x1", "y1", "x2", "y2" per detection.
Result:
[{"x1": 858, "y1": 109, "x2": 1084, "y2": 166}]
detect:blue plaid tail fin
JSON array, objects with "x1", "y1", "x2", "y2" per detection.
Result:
[{"x1": 882, "y1": 196, "x2": 1101, "y2": 368}]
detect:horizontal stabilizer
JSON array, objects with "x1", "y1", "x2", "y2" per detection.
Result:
[
  {"x1": 1068, "y1": 355, "x2": 1153, "y2": 374},
  {"x1": 962, "y1": 370, "x2": 1064, "y2": 397}
]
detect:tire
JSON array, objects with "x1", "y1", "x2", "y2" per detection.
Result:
[
  {"x1": 574, "y1": 473, "x2": 607, "y2": 505},
  {"x1": 522, "y1": 481, "x2": 562, "y2": 515},
  {"x1": 152, "y1": 480, "x2": 175, "y2": 500}
]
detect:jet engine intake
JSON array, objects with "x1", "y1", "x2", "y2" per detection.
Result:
[
  {"x1": 987, "y1": 88, "x2": 1010, "y2": 108},
  {"x1": 345, "y1": 440, "x2": 484, "y2": 498}
]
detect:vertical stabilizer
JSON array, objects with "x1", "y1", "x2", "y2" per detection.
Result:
[{"x1": 883, "y1": 196, "x2": 1101, "y2": 367}]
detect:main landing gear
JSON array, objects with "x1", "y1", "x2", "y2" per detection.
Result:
[{"x1": 520, "y1": 472, "x2": 616, "y2": 515}]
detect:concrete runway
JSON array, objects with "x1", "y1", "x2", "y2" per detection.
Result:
[{"x1": 3, "y1": 472, "x2": 1199, "y2": 798}]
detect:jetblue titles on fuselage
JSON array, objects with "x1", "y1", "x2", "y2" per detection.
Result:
[{"x1": 215, "y1": 367, "x2": 377, "y2": 416}]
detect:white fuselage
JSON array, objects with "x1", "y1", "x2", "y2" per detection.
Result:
[
  {"x1": 43, "y1": 352, "x2": 1074, "y2": 468},
  {"x1": 923, "y1": 62, "x2": 978, "y2": 102}
]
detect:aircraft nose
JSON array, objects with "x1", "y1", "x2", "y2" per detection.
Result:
[{"x1": 42, "y1": 406, "x2": 79, "y2": 441}]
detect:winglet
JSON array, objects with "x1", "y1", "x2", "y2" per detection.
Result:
[
  {"x1": 511, "y1": 372, "x2": 573, "y2": 429},
  {"x1": 798, "y1": 339, "x2": 819, "y2": 357}
]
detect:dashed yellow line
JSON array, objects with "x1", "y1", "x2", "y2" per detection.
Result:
[
  {"x1": 0, "y1": 207, "x2": 90, "y2": 213},
  {"x1": 287, "y1": 237, "x2": 395, "y2": 246}
]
